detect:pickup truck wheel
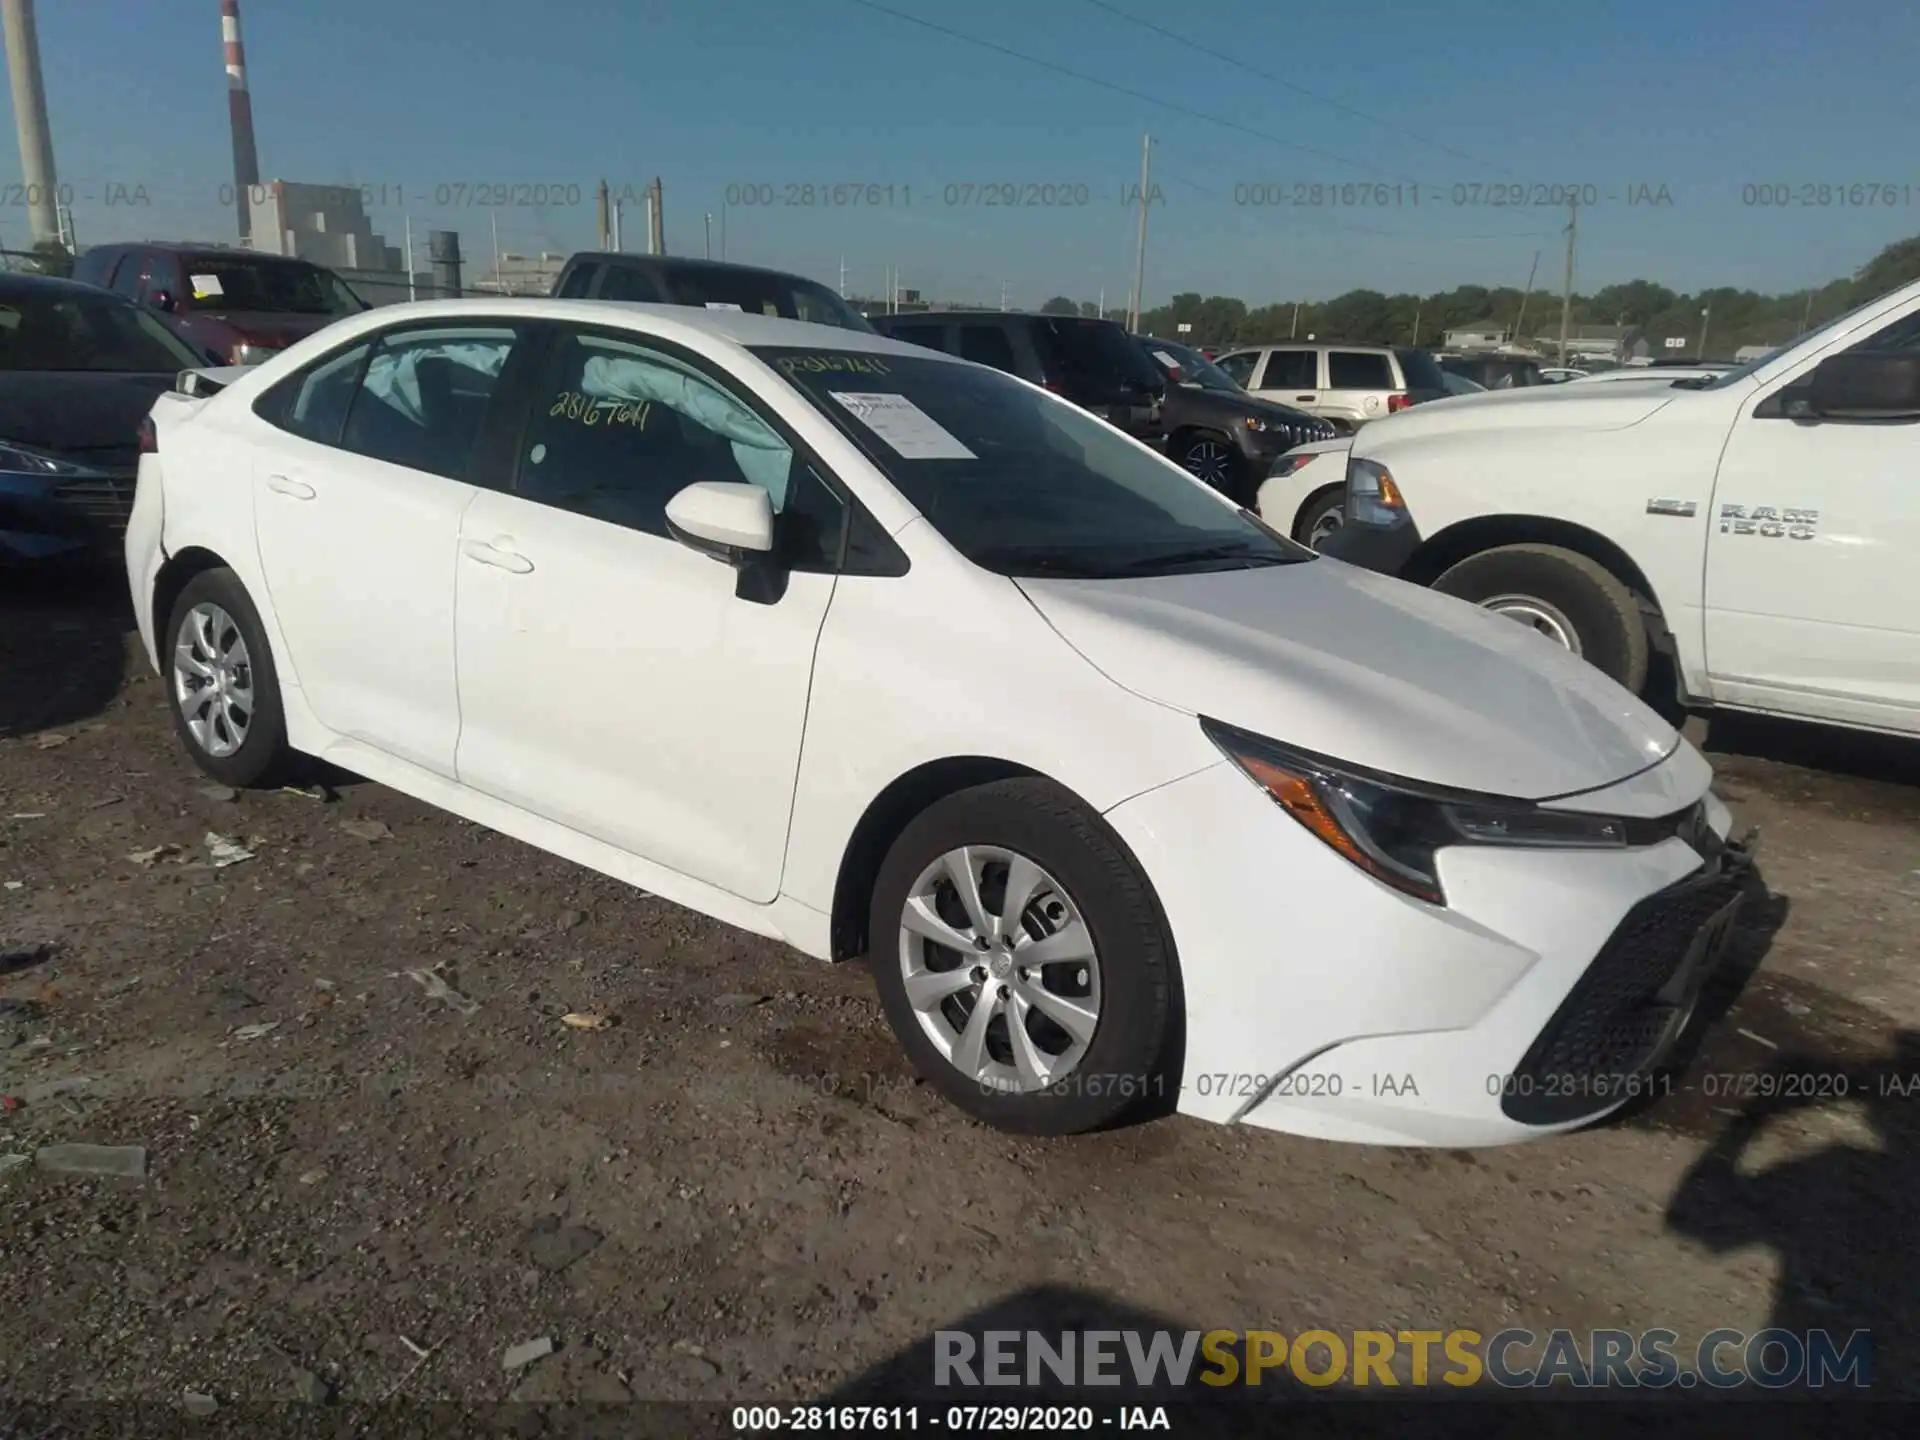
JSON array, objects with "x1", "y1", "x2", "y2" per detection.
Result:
[{"x1": 1433, "y1": 544, "x2": 1650, "y2": 693}]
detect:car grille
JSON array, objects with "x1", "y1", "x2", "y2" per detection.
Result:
[
  {"x1": 1500, "y1": 847, "x2": 1748, "y2": 1126},
  {"x1": 49, "y1": 474, "x2": 136, "y2": 533},
  {"x1": 1274, "y1": 419, "x2": 1336, "y2": 449}
]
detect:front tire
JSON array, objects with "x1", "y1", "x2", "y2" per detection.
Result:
[
  {"x1": 165, "y1": 568, "x2": 296, "y2": 788},
  {"x1": 1432, "y1": 543, "x2": 1650, "y2": 693},
  {"x1": 1294, "y1": 485, "x2": 1345, "y2": 549},
  {"x1": 1175, "y1": 431, "x2": 1245, "y2": 501},
  {"x1": 867, "y1": 778, "x2": 1175, "y2": 1136}
]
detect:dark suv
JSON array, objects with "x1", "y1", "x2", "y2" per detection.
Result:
[
  {"x1": 1137, "y1": 337, "x2": 1336, "y2": 503},
  {"x1": 868, "y1": 311, "x2": 1166, "y2": 444},
  {"x1": 551, "y1": 253, "x2": 873, "y2": 332},
  {"x1": 1436, "y1": 353, "x2": 1549, "y2": 390},
  {"x1": 72, "y1": 243, "x2": 367, "y2": 365}
]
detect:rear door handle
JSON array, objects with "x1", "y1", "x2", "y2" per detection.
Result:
[
  {"x1": 461, "y1": 538, "x2": 534, "y2": 574},
  {"x1": 265, "y1": 474, "x2": 315, "y2": 500},
  {"x1": 1295, "y1": 395, "x2": 1315, "y2": 403}
]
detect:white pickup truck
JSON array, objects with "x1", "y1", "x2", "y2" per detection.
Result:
[{"x1": 1259, "y1": 277, "x2": 1920, "y2": 738}]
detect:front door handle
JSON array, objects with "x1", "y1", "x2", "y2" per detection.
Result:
[
  {"x1": 265, "y1": 474, "x2": 315, "y2": 500},
  {"x1": 461, "y1": 538, "x2": 534, "y2": 574}
]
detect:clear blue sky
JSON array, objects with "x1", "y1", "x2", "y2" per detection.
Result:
[{"x1": 11, "y1": 0, "x2": 1920, "y2": 305}]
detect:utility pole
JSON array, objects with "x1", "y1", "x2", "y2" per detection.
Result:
[
  {"x1": 646, "y1": 176, "x2": 664, "y2": 256},
  {"x1": 1127, "y1": 133, "x2": 1152, "y2": 331},
  {"x1": 840, "y1": 256, "x2": 848, "y2": 298},
  {"x1": 490, "y1": 213, "x2": 502, "y2": 293},
  {"x1": 612, "y1": 199, "x2": 623, "y2": 252},
  {"x1": 999, "y1": 280, "x2": 1009, "y2": 312},
  {"x1": 1696, "y1": 302, "x2": 1712, "y2": 360},
  {"x1": 595, "y1": 180, "x2": 610, "y2": 250},
  {"x1": 403, "y1": 215, "x2": 415, "y2": 301},
  {"x1": 1801, "y1": 290, "x2": 1815, "y2": 333},
  {"x1": 1410, "y1": 302, "x2": 1422, "y2": 347},
  {"x1": 1557, "y1": 197, "x2": 1577, "y2": 365},
  {"x1": 3, "y1": 0, "x2": 61, "y2": 246},
  {"x1": 1098, "y1": 285, "x2": 1105, "y2": 319},
  {"x1": 1290, "y1": 303, "x2": 1299, "y2": 339},
  {"x1": 704, "y1": 212, "x2": 712, "y2": 260},
  {"x1": 1513, "y1": 249, "x2": 1540, "y2": 346}
]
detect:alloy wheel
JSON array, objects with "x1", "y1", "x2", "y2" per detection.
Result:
[
  {"x1": 1181, "y1": 439, "x2": 1234, "y2": 490},
  {"x1": 897, "y1": 845, "x2": 1101, "y2": 1094},
  {"x1": 1308, "y1": 508, "x2": 1344, "y2": 548},
  {"x1": 173, "y1": 602, "x2": 255, "y2": 757}
]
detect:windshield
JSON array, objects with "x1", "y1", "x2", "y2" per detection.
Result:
[
  {"x1": 0, "y1": 289, "x2": 203, "y2": 372},
  {"x1": 669, "y1": 269, "x2": 873, "y2": 333},
  {"x1": 1143, "y1": 338, "x2": 1242, "y2": 392},
  {"x1": 1698, "y1": 297, "x2": 1891, "y2": 390},
  {"x1": 754, "y1": 345, "x2": 1309, "y2": 577},
  {"x1": 182, "y1": 258, "x2": 364, "y2": 316}
]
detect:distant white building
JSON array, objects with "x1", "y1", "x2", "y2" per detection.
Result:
[
  {"x1": 1734, "y1": 344, "x2": 1773, "y2": 363},
  {"x1": 470, "y1": 251, "x2": 567, "y2": 296},
  {"x1": 250, "y1": 181, "x2": 404, "y2": 272}
]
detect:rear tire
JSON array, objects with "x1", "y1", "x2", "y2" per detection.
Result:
[
  {"x1": 867, "y1": 778, "x2": 1176, "y2": 1136},
  {"x1": 1433, "y1": 543, "x2": 1650, "y2": 693},
  {"x1": 164, "y1": 568, "x2": 296, "y2": 788}
]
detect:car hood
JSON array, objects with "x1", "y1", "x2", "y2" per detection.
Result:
[
  {"x1": 1176, "y1": 387, "x2": 1317, "y2": 425},
  {"x1": 1350, "y1": 381, "x2": 1682, "y2": 450},
  {"x1": 0, "y1": 371, "x2": 173, "y2": 471},
  {"x1": 1018, "y1": 557, "x2": 1679, "y2": 799}
]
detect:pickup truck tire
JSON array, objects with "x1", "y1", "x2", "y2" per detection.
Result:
[{"x1": 1433, "y1": 544, "x2": 1651, "y2": 693}]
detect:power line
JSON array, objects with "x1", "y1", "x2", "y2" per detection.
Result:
[
  {"x1": 1076, "y1": 0, "x2": 1518, "y2": 177},
  {"x1": 839, "y1": 0, "x2": 1414, "y2": 183}
]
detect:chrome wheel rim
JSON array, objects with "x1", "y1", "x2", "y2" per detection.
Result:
[
  {"x1": 173, "y1": 602, "x2": 255, "y2": 757},
  {"x1": 1481, "y1": 593, "x2": 1581, "y2": 653},
  {"x1": 1182, "y1": 440, "x2": 1234, "y2": 489},
  {"x1": 897, "y1": 845, "x2": 1101, "y2": 1094},
  {"x1": 1308, "y1": 507, "x2": 1344, "y2": 548}
]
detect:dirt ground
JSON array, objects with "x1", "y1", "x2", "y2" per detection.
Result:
[{"x1": 3, "y1": 565, "x2": 1917, "y2": 1423}]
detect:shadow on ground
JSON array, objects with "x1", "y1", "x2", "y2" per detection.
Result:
[
  {"x1": 0, "y1": 559, "x2": 134, "y2": 740},
  {"x1": 1697, "y1": 709, "x2": 1920, "y2": 789}
]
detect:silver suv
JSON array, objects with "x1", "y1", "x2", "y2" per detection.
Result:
[{"x1": 1213, "y1": 342, "x2": 1447, "y2": 432}]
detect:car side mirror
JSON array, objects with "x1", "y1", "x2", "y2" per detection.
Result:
[
  {"x1": 664, "y1": 481, "x2": 775, "y2": 565},
  {"x1": 1805, "y1": 352, "x2": 1920, "y2": 419}
]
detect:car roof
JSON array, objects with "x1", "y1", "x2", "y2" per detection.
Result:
[
  {"x1": 877, "y1": 311, "x2": 1106, "y2": 324},
  {"x1": 307, "y1": 296, "x2": 932, "y2": 358},
  {"x1": 1226, "y1": 340, "x2": 1396, "y2": 352},
  {"x1": 567, "y1": 252, "x2": 831, "y2": 285}
]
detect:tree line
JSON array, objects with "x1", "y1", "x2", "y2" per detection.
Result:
[{"x1": 1027, "y1": 235, "x2": 1920, "y2": 358}]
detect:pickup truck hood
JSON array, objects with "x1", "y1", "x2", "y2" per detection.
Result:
[
  {"x1": 1351, "y1": 381, "x2": 1682, "y2": 450},
  {"x1": 1020, "y1": 558, "x2": 1679, "y2": 800}
]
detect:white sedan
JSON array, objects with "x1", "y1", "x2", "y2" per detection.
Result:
[{"x1": 125, "y1": 299, "x2": 1747, "y2": 1147}]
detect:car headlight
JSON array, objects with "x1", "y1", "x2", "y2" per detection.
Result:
[
  {"x1": 1344, "y1": 456, "x2": 1408, "y2": 528},
  {"x1": 1202, "y1": 717, "x2": 1629, "y2": 906},
  {"x1": 0, "y1": 440, "x2": 94, "y2": 478},
  {"x1": 1242, "y1": 416, "x2": 1274, "y2": 434}
]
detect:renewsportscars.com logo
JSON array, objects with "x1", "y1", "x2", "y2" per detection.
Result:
[{"x1": 934, "y1": 1327, "x2": 1872, "y2": 1390}]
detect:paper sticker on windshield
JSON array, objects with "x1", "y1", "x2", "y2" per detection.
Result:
[
  {"x1": 190, "y1": 274, "x2": 223, "y2": 298},
  {"x1": 831, "y1": 392, "x2": 975, "y2": 460},
  {"x1": 704, "y1": 301, "x2": 743, "y2": 311},
  {"x1": 1152, "y1": 350, "x2": 1179, "y2": 368}
]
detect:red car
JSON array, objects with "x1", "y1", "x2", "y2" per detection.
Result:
[{"x1": 71, "y1": 243, "x2": 367, "y2": 365}]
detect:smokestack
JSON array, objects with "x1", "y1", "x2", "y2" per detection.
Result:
[
  {"x1": 221, "y1": 0, "x2": 261, "y2": 245},
  {"x1": 2, "y1": 0, "x2": 60, "y2": 246},
  {"x1": 647, "y1": 176, "x2": 664, "y2": 256}
]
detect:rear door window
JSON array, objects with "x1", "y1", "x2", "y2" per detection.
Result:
[
  {"x1": 1328, "y1": 351, "x2": 1394, "y2": 389},
  {"x1": 339, "y1": 325, "x2": 521, "y2": 481},
  {"x1": 264, "y1": 341, "x2": 373, "y2": 445},
  {"x1": 1260, "y1": 349, "x2": 1318, "y2": 390}
]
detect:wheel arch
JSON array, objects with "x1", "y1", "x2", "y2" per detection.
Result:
[
  {"x1": 1404, "y1": 513, "x2": 1672, "y2": 643},
  {"x1": 1292, "y1": 480, "x2": 1346, "y2": 542},
  {"x1": 152, "y1": 546, "x2": 237, "y2": 655},
  {"x1": 829, "y1": 756, "x2": 1045, "y2": 962}
]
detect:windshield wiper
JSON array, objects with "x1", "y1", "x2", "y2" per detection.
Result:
[{"x1": 1110, "y1": 542, "x2": 1293, "y2": 574}]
